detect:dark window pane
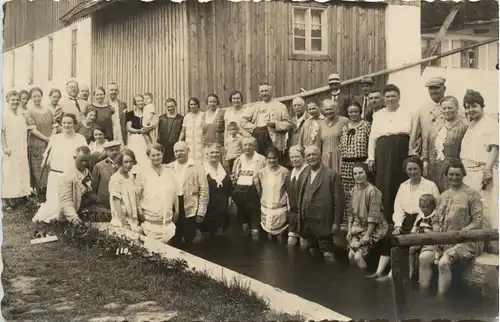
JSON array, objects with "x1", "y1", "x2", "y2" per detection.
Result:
[
  {"x1": 311, "y1": 38, "x2": 322, "y2": 51},
  {"x1": 294, "y1": 23, "x2": 306, "y2": 37},
  {"x1": 294, "y1": 37, "x2": 306, "y2": 51},
  {"x1": 311, "y1": 25, "x2": 322, "y2": 38}
]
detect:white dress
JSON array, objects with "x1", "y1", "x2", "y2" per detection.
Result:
[
  {"x1": 2, "y1": 108, "x2": 31, "y2": 199},
  {"x1": 183, "y1": 112, "x2": 205, "y2": 162},
  {"x1": 32, "y1": 133, "x2": 87, "y2": 223}
]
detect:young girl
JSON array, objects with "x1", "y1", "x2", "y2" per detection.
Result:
[
  {"x1": 89, "y1": 125, "x2": 108, "y2": 155},
  {"x1": 254, "y1": 146, "x2": 290, "y2": 242},
  {"x1": 142, "y1": 92, "x2": 156, "y2": 146},
  {"x1": 409, "y1": 194, "x2": 437, "y2": 278},
  {"x1": 225, "y1": 121, "x2": 243, "y2": 173}
]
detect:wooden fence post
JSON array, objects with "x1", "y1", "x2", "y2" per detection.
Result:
[{"x1": 391, "y1": 246, "x2": 410, "y2": 322}]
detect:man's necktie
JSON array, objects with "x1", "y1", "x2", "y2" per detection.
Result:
[{"x1": 71, "y1": 98, "x2": 81, "y2": 113}]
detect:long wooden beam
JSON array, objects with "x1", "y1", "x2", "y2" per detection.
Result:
[
  {"x1": 391, "y1": 229, "x2": 499, "y2": 247},
  {"x1": 421, "y1": 2, "x2": 463, "y2": 74},
  {"x1": 276, "y1": 37, "x2": 499, "y2": 103}
]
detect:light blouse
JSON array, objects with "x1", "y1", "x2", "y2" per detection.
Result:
[
  {"x1": 461, "y1": 115, "x2": 499, "y2": 166},
  {"x1": 44, "y1": 133, "x2": 88, "y2": 172}
]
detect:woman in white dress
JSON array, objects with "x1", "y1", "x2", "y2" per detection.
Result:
[
  {"x1": 460, "y1": 89, "x2": 499, "y2": 253},
  {"x1": 179, "y1": 97, "x2": 205, "y2": 162},
  {"x1": 32, "y1": 113, "x2": 88, "y2": 223},
  {"x1": 137, "y1": 144, "x2": 177, "y2": 242},
  {"x1": 2, "y1": 91, "x2": 31, "y2": 212},
  {"x1": 126, "y1": 94, "x2": 149, "y2": 171}
]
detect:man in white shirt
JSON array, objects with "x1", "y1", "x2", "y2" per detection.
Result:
[
  {"x1": 166, "y1": 141, "x2": 209, "y2": 245},
  {"x1": 107, "y1": 82, "x2": 128, "y2": 145}
]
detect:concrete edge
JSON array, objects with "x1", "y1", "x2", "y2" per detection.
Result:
[{"x1": 90, "y1": 223, "x2": 351, "y2": 321}]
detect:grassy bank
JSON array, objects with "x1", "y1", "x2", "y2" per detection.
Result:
[{"x1": 1, "y1": 204, "x2": 304, "y2": 322}]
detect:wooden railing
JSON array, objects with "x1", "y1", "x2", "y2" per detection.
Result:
[{"x1": 389, "y1": 229, "x2": 499, "y2": 322}]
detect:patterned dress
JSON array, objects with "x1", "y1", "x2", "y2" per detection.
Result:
[
  {"x1": 26, "y1": 108, "x2": 54, "y2": 189},
  {"x1": 347, "y1": 183, "x2": 389, "y2": 257},
  {"x1": 316, "y1": 116, "x2": 350, "y2": 173},
  {"x1": 338, "y1": 121, "x2": 371, "y2": 222},
  {"x1": 422, "y1": 185, "x2": 483, "y2": 263},
  {"x1": 423, "y1": 118, "x2": 468, "y2": 192}
]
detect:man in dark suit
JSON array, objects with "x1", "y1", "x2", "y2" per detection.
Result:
[
  {"x1": 327, "y1": 73, "x2": 350, "y2": 118},
  {"x1": 365, "y1": 89, "x2": 385, "y2": 123},
  {"x1": 353, "y1": 76, "x2": 375, "y2": 119},
  {"x1": 91, "y1": 140, "x2": 121, "y2": 210},
  {"x1": 107, "y1": 83, "x2": 128, "y2": 145}
]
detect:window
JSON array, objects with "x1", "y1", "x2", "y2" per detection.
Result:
[
  {"x1": 11, "y1": 51, "x2": 15, "y2": 88},
  {"x1": 421, "y1": 37, "x2": 441, "y2": 67},
  {"x1": 460, "y1": 40, "x2": 479, "y2": 69},
  {"x1": 71, "y1": 28, "x2": 78, "y2": 77},
  {"x1": 29, "y1": 43, "x2": 34, "y2": 85},
  {"x1": 48, "y1": 36, "x2": 53, "y2": 81},
  {"x1": 292, "y1": 6, "x2": 327, "y2": 56}
]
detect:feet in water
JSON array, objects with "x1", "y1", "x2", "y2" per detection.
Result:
[
  {"x1": 376, "y1": 274, "x2": 392, "y2": 282},
  {"x1": 366, "y1": 272, "x2": 385, "y2": 279},
  {"x1": 251, "y1": 229, "x2": 259, "y2": 241},
  {"x1": 323, "y1": 252, "x2": 336, "y2": 263}
]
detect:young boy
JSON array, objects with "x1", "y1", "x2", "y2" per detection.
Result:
[
  {"x1": 225, "y1": 121, "x2": 243, "y2": 173},
  {"x1": 142, "y1": 92, "x2": 156, "y2": 146},
  {"x1": 409, "y1": 193, "x2": 437, "y2": 278}
]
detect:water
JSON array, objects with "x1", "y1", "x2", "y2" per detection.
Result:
[{"x1": 178, "y1": 222, "x2": 498, "y2": 321}]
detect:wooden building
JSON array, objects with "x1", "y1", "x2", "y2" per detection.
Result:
[{"x1": 3, "y1": 0, "x2": 421, "y2": 114}]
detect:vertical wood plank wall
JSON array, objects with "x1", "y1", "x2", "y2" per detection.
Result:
[
  {"x1": 3, "y1": 0, "x2": 85, "y2": 52},
  {"x1": 91, "y1": 1, "x2": 190, "y2": 116},
  {"x1": 186, "y1": 0, "x2": 387, "y2": 108}
]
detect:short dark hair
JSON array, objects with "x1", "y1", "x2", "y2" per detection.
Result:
[
  {"x1": 61, "y1": 112, "x2": 78, "y2": 125},
  {"x1": 76, "y1": 145, "x2": 91, "y2": 155},
  {"x1": 165, "y1": 98, "x2": 177, "y2": 106},
  {"x1": 29, "y1": 87, "x2": 43, "y2": 98},
  {"x1": 49, "y1": 88, "x2": 62, "y2": 97},
  {"x1": 419, "y1": 194, "x2": 437, "y2": 208},
  {"x1": 403, "y1": 155, "x2": 423, "y2": 172},
  {"x1": 264, "y1": 146, "x2": 280, "y2": 158},
  {"x1": 84, "y1": 105, "x2": 97, "y2": 116},
  {"x1": 93, "y1": 124, "x2": 105, "y2": 134},
  {"x1": 463, "y1": 89, "x2": 485, "y2": 108},
  {"x1": 445, "y1": 160, "x2": 467, "y2": 177},
  {"x1": 347, "y1": 100, "x2": 362, "y2": 113},
  {"x1": 19, "y1": 90, "x2": 29, "y2": 98},
  {"x1": 352, "y1": 162, "x2": 369, "y2": 176},
  {"x1": 93, "y1": 86, "x2": 106, "y2": 96},
  {"x1": 383, "y1": 84, "x2": 400, "y2": 96},
  {"x1": 229, "y1": 90, "x2": 244, "y2": 103},
  {"x1": 146, "y1": 143, "x2": 165, "y2": 156},
  {"x1": 117, "y1": 149, "x2": 137, "y2": 167},
  {"x1": 207, "y1": 93, "x2": 220, "y2": 105},
  {"x1": 368, "y1": 89, "x2": 381, "y2": 95},
  {"x1": 227, "y1": 121, "x2": 238, "y2": 128}
]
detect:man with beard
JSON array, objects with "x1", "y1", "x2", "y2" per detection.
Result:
[
  {"x1": 298, "y1": 145, "x2": 345, "y2": 262},
  {"x1": 107, "y1": 82, "x2": 128, "y2": 145},
  {"x1": 91, "y1": 140, "x2": 122, "y2": 210},
  {"x1": 327, "y1": 73, "x2": 349, "y2": 118},
  {"x1": 410, "y1": 77, "x2": 448, "y2": 159},
  {"x1": 241, "y1": 83, "x2": 292, "y2": 164}
]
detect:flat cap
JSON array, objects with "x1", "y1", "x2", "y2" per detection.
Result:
[
  {"x1": 425, "y1": 77, "x2": 446, "y2": 87},
  {"x1": 103, "y1": 140, "x2": 123, "y2": 149},
  {"x1": 328, "y1": 73, "x2": 341, "y2": 84},
  {"x1": 360, "y1": 76, "x2": 374, "y2": 84}
]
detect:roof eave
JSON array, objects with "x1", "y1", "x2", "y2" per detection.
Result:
[{"x1": 60, "y1": 0, "x2": 119, "y2": 26}]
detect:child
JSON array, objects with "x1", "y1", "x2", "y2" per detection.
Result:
[
  {"x1": 225, "y1": 121, "x2": 243, "y2": 173},
  {"x1": 409, "y1": 193, "x2": 437, "y2": 278},
  {"x1": 253, "y1": 146, "x2": 290, "y2": 243},
  {"x1": 89, "y1": 125, "x2": 108, "y2": 155},
  {"x1": 142, "y1": 92, "x2": 156, "y2": 146}
]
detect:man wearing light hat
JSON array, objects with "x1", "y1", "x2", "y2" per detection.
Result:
[
  {"x1": 353, "y1": 76, "x2": 375, "y2": 120},
  {"x1": 91, "y1": 140, "x2": 122, "y2": 210},
  {"x1": 327, "y1": 73, "x2": 349, "y2": 118},
  {"x1": 409, "y1": 76, "x2": 447, "y2": 159}
]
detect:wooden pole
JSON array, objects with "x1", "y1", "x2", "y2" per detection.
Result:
[
  {"x1": 391, "y1": 229, "x2": 499, "y2": 248},
  {"x1": 421, "y1": 2, "x2": 463, "y2": 74},
  {"x1": 391, "y1": 247, "x2": 411, "y2": 322},
  {"x1": 275, "y1": 38, "x2": 499, "y2": 103}
]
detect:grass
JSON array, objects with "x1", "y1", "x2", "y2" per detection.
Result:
[{"x1": 1, "y1": 203, "x2": 305, "y2": 322}]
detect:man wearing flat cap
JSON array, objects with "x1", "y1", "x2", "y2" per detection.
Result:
[
  {"x1": 353, "y1": 76, "x2": 375, "y2": 120},
  {"x1": 91, "y1": 140, "x2": 122, "y2": 210},
  {"x1": 327, "y1": 73, "x2": 349, "y2": 118},
  {"x1": 409, "y1": 77, "x2": 448, "y2": 159}
]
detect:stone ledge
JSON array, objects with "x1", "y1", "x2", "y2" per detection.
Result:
[{"x1": 90, "y1": 223, "x2": 351, "y2": 322}]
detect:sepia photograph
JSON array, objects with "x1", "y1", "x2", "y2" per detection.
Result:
[{"x1": 0, "y1": 0, "x2": 499, "y2": 321}]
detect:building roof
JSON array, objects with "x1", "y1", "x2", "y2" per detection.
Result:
[
  {"x1": 60, "y1": 0, "x2": 120, "y2": 25},
  {"x1": 421, "y1": 0, "x2": 499, "y2": 32}
]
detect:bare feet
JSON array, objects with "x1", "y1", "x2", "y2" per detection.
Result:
[
  {"x1": 366, "y1": 272, "x2": 384, "y2": 279},
  {"x1": 287, "y1": 236, "x2": 299, "y2": 246},
  {"x1": 251, "y1": 229, "x2": 259, "y2": 241},
  {"x1": 376, "y1": 274, "x2": 392, "y2": 282},
  {"x1": 323, "y1": 252, "x2": 336, "y2": 263}
]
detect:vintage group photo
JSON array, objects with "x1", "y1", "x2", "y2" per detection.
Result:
[{"x1": 0, "y1": 0, "x2": 499, "y2": 321}]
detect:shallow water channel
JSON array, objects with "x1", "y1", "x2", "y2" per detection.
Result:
[{"x1": 178, "y1": 222, "x2": 498, "y2": 321}]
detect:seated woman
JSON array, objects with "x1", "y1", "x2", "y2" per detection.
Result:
[
  {"x1": 108, "y1": 149, "x2": 144, "y2": 234},
  {"x1": 137, "y1": 144, "x2": 177, "y2": 242},
  {"x1": 199, "y1": 143, "x2": 233, "y2": 237},
  {"x1": 254, "y1": 146, "x2": 290, "y2": 242},
  {"x1": 368, "y1": 155, "x2": 440, "y2": 280},
  {"x1": 419, "y1": 161, "x2": 483, "y2": 296},
  {"x1": 347, "y1": 163, "x2": 389, "y2": 270}
]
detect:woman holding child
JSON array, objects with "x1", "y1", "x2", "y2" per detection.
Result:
[{"x1": 419, "y1": 161, "x2": 483, "y2": 296}]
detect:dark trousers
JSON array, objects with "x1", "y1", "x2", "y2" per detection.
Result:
[
  {"x1": 173, "y1": 196, "x2": 197, "y2": 243},
  {"x1": 301, "y1": 226, "x2": 334, "y2": 253},
  {"x1": 232, "y1": 185, "x2": 261, "y2": 230}
]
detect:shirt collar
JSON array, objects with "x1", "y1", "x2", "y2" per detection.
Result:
[
  {"x1": 291, "y1": 164, "x2": 307, "y2": 179},
  {"x1": 175, "y1": 158, "x2": 194, "y2": 168}
]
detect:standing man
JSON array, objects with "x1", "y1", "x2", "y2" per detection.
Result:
[
  {"x1": 107, "y1": 82, "x2": 128, "y2": 145},
  {"x1": 365, "y1": 89, "x2": 385, "y2": 123},
  {"x1": 288, "y1": 97, "x2": 310, "y2": 147},
  {"x1": 241, "y1": 83, "x2": 293, "y2": 164},
  {"x1": 91, "y1": 140, "x2": 121, "y2": 210},
  {"x1": 79, "y1": 84, "x2": 90, "y2": 102},
  {"x1": 327, "y1": 73, "x2": 349, "y2": 118},
  {"x1": 298, "y1": 145, "x2": 345, "y2": 262},
  {"x1": 60, "y1": 80, "x2": 89, "y2": 123},
  {"x1": 354, "y1": 76, "x2": 375, "y2": 119},
  {"x1": 409, "y1": 77, "x2": 447, "y2": 159}
]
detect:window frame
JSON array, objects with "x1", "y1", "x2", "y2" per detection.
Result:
[
  {"x1": 71, "y1": 28, "x2": 78, "y2": 77},
  {"x1": 459, "y1": 39, "x2": 479, "y2": 69},
  {"x1": 290, "y1": 4, "x2": 329, "y2": 61},
  {"x1": 28, "y1": 43, "x2": 34, "y2": 85},
  {"x1": 48, "y1": 36, "x2": 54, "y2": 81}
]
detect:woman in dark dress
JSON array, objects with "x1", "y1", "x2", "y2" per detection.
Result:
[
  {"x1": 92, "y1": 86, "x2": 115, "y2": 140},
  {"x1": 157, "y1": 98, "x2": 183, "y2": 164},
  {"x1": 199, "y1": 143, "x2": 232, "y2": 237}
]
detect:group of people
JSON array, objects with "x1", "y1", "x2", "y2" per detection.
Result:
[{"x1": 2, "y1": 74, "x2": 498, "y2": 297}]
